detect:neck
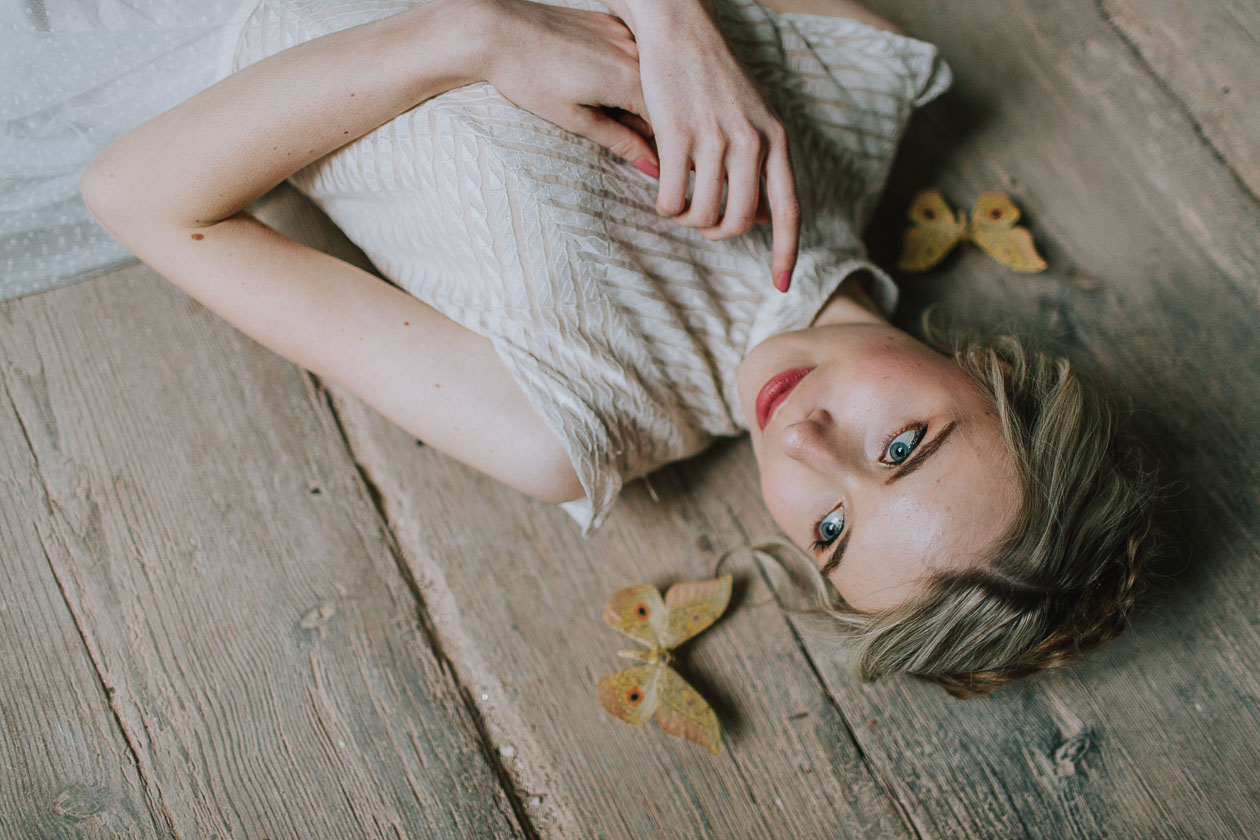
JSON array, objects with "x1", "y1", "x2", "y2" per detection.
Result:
[{"x1": 811, "y1": 270, "x2": 889, "y2": 327}]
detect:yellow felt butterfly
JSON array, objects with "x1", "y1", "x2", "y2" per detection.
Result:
[
  {"x1": 898, "y1": 190, "x2": 1048, "y2": 273},
  {"x1": 596, "y1": 574, "x2": 732, "y2": 756}
]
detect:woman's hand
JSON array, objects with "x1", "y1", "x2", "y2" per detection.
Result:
[
  {"x1": 617, "y1": 0, "x2": 801, "y2": 291},
  {"x1": 473, "y1": 0, "x2": 658, "y2": 173}
]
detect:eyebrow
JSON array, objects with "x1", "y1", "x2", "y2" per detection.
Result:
[{"x1": 884, "y1": 420, "x2": 959, "y2": 486}]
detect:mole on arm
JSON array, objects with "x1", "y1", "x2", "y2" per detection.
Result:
[{"x1": 190, "y1": 233, "x2": 205, "y2": 241}]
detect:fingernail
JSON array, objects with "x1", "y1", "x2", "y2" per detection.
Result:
[
  {"x1": 774, "y1": 272, "x2": 791, "y2": 293},
  {"x1": 633, "y1": 158, "x2": 660, "y2": 178}
]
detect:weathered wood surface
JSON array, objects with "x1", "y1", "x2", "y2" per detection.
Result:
[
  {"x1": 1103, "y1": 0, "x2": 1260, "y2": 200},
  {"x1": 3, "y1": 0, "x2": 1258, "y2": 836},
  {"x1": 0, "y1": 269, "x2": 526, "y2": 838},
  {"x1": 0, "y1": 391, "x2": 158, "y2": 838}
]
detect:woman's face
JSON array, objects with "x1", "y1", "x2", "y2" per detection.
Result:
[{"x1": 737, "y1": 320, "x2": 1021, "y2": 612}]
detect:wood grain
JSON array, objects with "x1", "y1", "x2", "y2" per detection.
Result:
[
  {"x1": 1102, "y1": 0, "x2": 1260, "y2": 201},
  {"x1": 0, "y1": 267, "x2": 526, "y2": 839},
  {"x1": 0, "y1": 386, "x2": 159, "y2": 838}
]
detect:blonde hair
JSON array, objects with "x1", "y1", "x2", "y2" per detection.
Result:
[{"x1": 734, "y1": 327, "x2": 1159, "y2": 698}]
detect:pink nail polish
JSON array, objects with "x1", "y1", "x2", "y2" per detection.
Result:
[
  {"x1": 775, "y1": 272, "x2": 791, "y2": 292},
  {"x1": 633, "y1": 158, "x2": 660, "y2": 178}
]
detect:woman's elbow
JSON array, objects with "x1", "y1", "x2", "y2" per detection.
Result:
[{"x1": 521, "y1": 456, "x2": 585, "y2": 506}]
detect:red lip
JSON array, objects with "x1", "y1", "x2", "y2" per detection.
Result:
[{"x1": 755, "y1": 366, "x2": 814, "y2": 430}]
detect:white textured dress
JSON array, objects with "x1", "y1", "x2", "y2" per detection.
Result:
[{"x1": 215, "y1": 0, "x2": 951, "y2": 534}]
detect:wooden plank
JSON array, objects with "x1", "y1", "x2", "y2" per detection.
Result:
[
  {"x1": 1102, "y1": 0, "x2": 1260, "y2": 201},
  {"x1": 0, "y1": 266, "x2": 527, "y2": 839},
  {"x1": 0, "y1": 388, "x2": 159, "y2": 838},
  {"x1": 247, "y1": 184, "x2": 915, "y2": 837}
]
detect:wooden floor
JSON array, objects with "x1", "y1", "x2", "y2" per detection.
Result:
[{"x1": 3, "y1": 1, "x2": 1257, "y2": 837}]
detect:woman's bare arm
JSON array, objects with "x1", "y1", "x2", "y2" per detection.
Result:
[
  {"x1": 81, "y1": 0, "x2": 651, "y2": 230},
  {"x1": 79, "y1": 0, "x2": 659, "y2": 504},
  {"x1": 83, "y1": 2, "x2": 473, "y2": 231}
]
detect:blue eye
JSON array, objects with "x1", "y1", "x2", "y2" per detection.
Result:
[
  {"x1": 882, "y1": 426, "x2": 925, "y2": 466},
  {"x1": 817, "y1": 507, "x2": 845, "y2": 544}
]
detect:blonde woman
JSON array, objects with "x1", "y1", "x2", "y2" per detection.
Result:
[{"x1": 82, "y1": 0, "x2": 1155, "y2": 695}]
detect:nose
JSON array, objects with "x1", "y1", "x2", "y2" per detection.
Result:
[{"x1": 780, "y1": 411, "x2": 847, "y2": 475}]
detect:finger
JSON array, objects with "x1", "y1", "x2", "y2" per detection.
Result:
[
  {"x1": 700, "y1": 145, "x2": 762, "y2": 240},
  {"x1": 673, "y1": 149, "x2": 725, "y2": 229},
  {"x1": 566, "y1": 107, "x2": 658, "y2": 168},
  {"x1": 765, "y1": 141, "x2": 801, "y2": 292},
  {"x1": 655, "y1": 139, "x2": 690, "y2": 217}
]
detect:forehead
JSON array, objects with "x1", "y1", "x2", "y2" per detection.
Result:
[{"x1": 829, "y1": 414, "x2": 1020, "y2": 612}]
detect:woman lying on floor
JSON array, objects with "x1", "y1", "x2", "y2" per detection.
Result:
[{"x1": 81, "y1": 0, "x2": 1156, "y2": 696}]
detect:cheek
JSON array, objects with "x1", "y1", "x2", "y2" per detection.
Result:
[
  {"x1": 757, "y1": 458, "x2": 804, "y2": 537},
  {"x1": 834, "y1": 496, "x2": 955, "y2": 610},
  {"x1": 869, "y1": 492, "x2": 950, "y2": 558}
]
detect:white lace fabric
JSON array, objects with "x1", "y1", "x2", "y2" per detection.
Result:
[
  {"x1": 1, "y1": 0, "x2": 251, "y2": 301},
  {"x1": 212, "y1": 0, "x2": 951, "y2": 534}
]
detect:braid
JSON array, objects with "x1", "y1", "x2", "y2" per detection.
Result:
[{"x1": 922, "y1": 512, "x2": 1152, "y2": 699}]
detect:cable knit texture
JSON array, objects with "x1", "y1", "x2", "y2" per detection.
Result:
[{"x1": 215, "y1": 0, "x2": 951, "y2": 534}]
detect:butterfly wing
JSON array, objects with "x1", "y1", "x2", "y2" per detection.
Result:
[
  {"x1": 967, "y1": 191, "x2": 1047, "y2": 272},
  {"x1": 597, "y1": 663, "x2": 663, "y2": 727},
  {"x1": 603, "y1": 583, "x2": 667, "y2": 648},
  {"x1": 659, "y1": 574, "x2": 732, "y2": 649},
  {"x1": 897, "y1": 190, "x2": 965, "y2": 272},
  {"x1": 656, "y1": 665, "x2": 721, "y2": 755}
]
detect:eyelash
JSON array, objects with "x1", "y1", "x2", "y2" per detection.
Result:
[{"x1": 809, "y1": 422, "x2": 929, "y2": 552}]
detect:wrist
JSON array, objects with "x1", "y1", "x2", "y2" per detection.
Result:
[
  {"x1": 398, "y1": 0, "x2": 496, "y2": 87},
  {"x1": 614, "y1": 0, "x2": 717, "y2": 33}
]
